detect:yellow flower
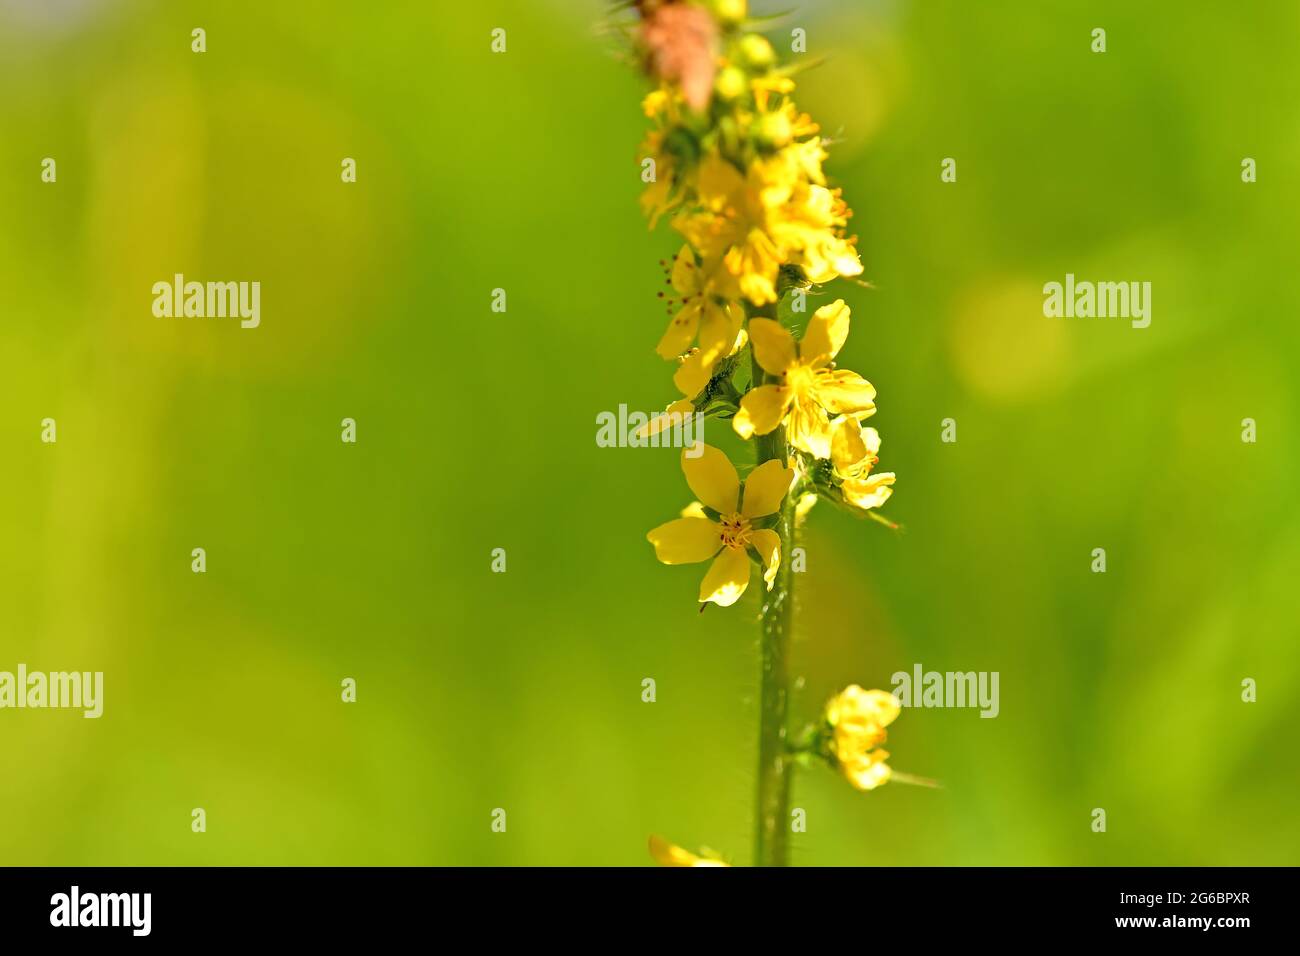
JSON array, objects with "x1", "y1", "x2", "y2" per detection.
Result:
[
  {"x1": 673, "y1": 153, "x2": 787, "y2": 305},
  {"x1": 751, "y1": 73, "x2": 796, "y2": 98},
  {"x1": 648, "y1": 834, "x2": 729, "y2": 867},
  {"x1": 784, "y1": 138, "x2": 828, "y2": 186},
  {"x1": 656, "y1": 245, "x2": 745, "y2": 362},
  {"x1": 709, "y1": 0, "x2": 748, "y2": 28},
  {"x1": 770, "y1": 184, "x2": 863, "y2": 284},
  {"x1": 646, "y1": 445, "x2": 794, "y2": 606},
  {"x1": 642, "y1": 88, "x2": 671, "y2": 119},
  {"x1": 755, "y1": 101, "x2": 818, "y2": 150},
  {"x1": 825, "y1": 685, "x2": 900, "y2": 791},
  {"x1": 830, "y1": 417, "x2": 896, "y2": 511},
  {"x1": 742, "y1": 138, "x2": 828, "y2": 201},
  {"x1": 732, "y1": 300, "x2": 876, "y2": 458},
  {"x1": 671, "y1": 146, "x2": 860, "y2": 307}
]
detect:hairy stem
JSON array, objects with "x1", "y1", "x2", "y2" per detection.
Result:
[{"x1": 752, "y1": 360, "x2": 795, "y2": 868}]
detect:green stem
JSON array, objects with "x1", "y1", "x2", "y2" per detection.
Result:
[{"x1": 752, "y1": 357, "x2": 796, "y2": 868}]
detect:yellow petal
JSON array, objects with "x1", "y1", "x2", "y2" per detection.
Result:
[
  {"x1": 673, "y1": 350, "x2": 713, "y2": 398},
  {"x1": 729, "y1": 321, "x2": 749, "y2": 355},
  {"x1": 640, "y1": 175, "x2": 676, "y2": 230},
  {"x1": 867, "y1": 690, "x2": 902, "y2": 727},
  {"x1": 681, "y1": 444, "x2": 739, "y2": 515},
  {"x1": 680, "y1": 501, "x2": 707, "y2": 518},
  {"x1": 638, "y1": 399, "x2": 696, "y2": 440},
  {"x1": 831, "y1": 242, "x2": 864, "y2": 279},
  {"x1": 749, "y1": 527, "x2": 781, "y2": 590},
  {"x1": 697, "y1": 301, "x2": 736, "y2": 365},
  {"x1": 830, "y1": 416, "x2": 867, "y2": 472},
  {"x1": 655, "y1": 302, "x2": 700, "y2": 360},
  {"x1": 747, "y1": 318, "x2": 797, "y2": 376},
  {"x1": 646, "y1": 517, "x2": 722, "y2": 565},
  {"x1": 787, "y1": 397, "x2": 832, "y2": 459},
  {"x1": 815, "y1": 369, "x2": 877, "y2": 416},
  {"x1": 698, "y1": 546, "x2": 751, "y2": 606},
  {"x1": 842, "y1": 751, "x2": 892, "y2": 791},
  {"x1": 648, "y1": 834, "x2": 728, "y2": 867},
  {"x1": 641, "y1": 90, "x2": 668, "y2": 118},
  {"x1": 670, "y1": 245, "x2": 701, "y2": 296},
  {"x1": 800, "y1": 299, "x2": 851, "y2": 367},
  {"x1": 696, "y1": 152, "x2": 746, "y2": 211},
  {"x1": 743, "y1": 270, "x2": 769, "y2": 304},
  {"x1": 742, "y1": 459, "x2": 794, "y2": 518},
  {"x1": 732, "y1": 240, "x2": 780, "y2": 306},
  {"x1": 834, "y1": 686, "x2": 902, "y2": 728},
  {"x1": 842, "y1": 472, "x2": 895, "y2": 510},
  {"x1": 733, "y1": 385, "x2": 791, "y2": 440}
]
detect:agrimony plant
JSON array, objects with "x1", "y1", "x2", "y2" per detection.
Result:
[{"x1": 619, "y1": 0, "x2": 922, "y2": 867}]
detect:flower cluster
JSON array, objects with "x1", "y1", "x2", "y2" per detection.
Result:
[
  {"x1": 627, "y1": 1, "x2": 917, "y2": 866},
  {"x1": 635, "y1": 0, "x2": 896, "y2": 605},
  {"x1": 821, "y1": 685, "x2": 900, "y2": 791}
]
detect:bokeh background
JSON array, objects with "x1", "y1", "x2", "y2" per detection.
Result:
[{"x1": 2, "y1": 0, "x2": 1297, "y2": 865}]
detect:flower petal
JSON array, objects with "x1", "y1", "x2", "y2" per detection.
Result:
[
  {"x1": 670, "y1": 245, "x2": 701, "y2": 296},
  {"x1": 867, "y1": 690, "x2": 902, "y2": 727},
  {"x1": 832, "y1": 686, "x2": 902, "y2": 729},
  {"x1": 648, "y1": 834, "x2": 728, "y2": 867},
  {"x1": 815, "y1": 368, "x2": 877, "y2": 416},
  {"x1": 733, "y1": 384, "x2": 791, "y2": 439},
  {"x1": 742, "y1": 459, "x2": 794, "y2": 518},
  {"x1": 747, "y1": 318, "x2": 797, "y2": 376},
  {"x1": 646, "y1": 517, "x2": 722, "y2": 565},
  {"x1": 655, "y1": 302, "x2": 700, "y2": 360},
  {"x1": 787, "y1": 397, "x2": 833, "y2": 459},
  {"x1": 800, "y1": 299, "x2": 851, "y2": 367},
  {"x1": 748, "y1": 527, "x2": 781, "y2": 589},
  {"x1": 638, "y1": 399, "x2": 696, "y2": 440},
  {"x1": 696, "y1": 152, "x2": 746, "y2": 211},
  {"x1": 673, "y1": 349, "x2": 713, "y2": 398},
  {"x1": 697, "y1": 300, "x2": 737, "y2": 365},
  {"x1": 842, "y1": 472, "x2": 896, "y2": 511},
  {"x1": 842, "y1": 751, "x2": 892, "y2": 791},
  {"x1": 738, "y1": 267, "x2": 778, "y2": 306},
  {"x1": 698, "y1": 546, "x2": 751, "y2": 606},
  {"x1": 830, "y1": 415, "x2": 867, "y2": 472},
  {"x1": 681, "y1": 444, "x2": 739, "y2": 514}
]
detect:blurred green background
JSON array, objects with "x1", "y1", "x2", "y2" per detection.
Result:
[{"x1": 2, "y1": 0, "x2": 1297, "y2": 866}]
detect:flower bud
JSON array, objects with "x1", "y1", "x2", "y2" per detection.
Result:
[
  {"x1": 709, "y1": 0, "x2": 748, "y2": 28},
  {"x1": 756, "y1": 110, "x2": 793, "y2": 149},
  {"x1": 714, "y1": 65, "x2": 748, "y2": 102},
  {"x1": 735, "y1": 34, "x2": 775, "y2": 72}
]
